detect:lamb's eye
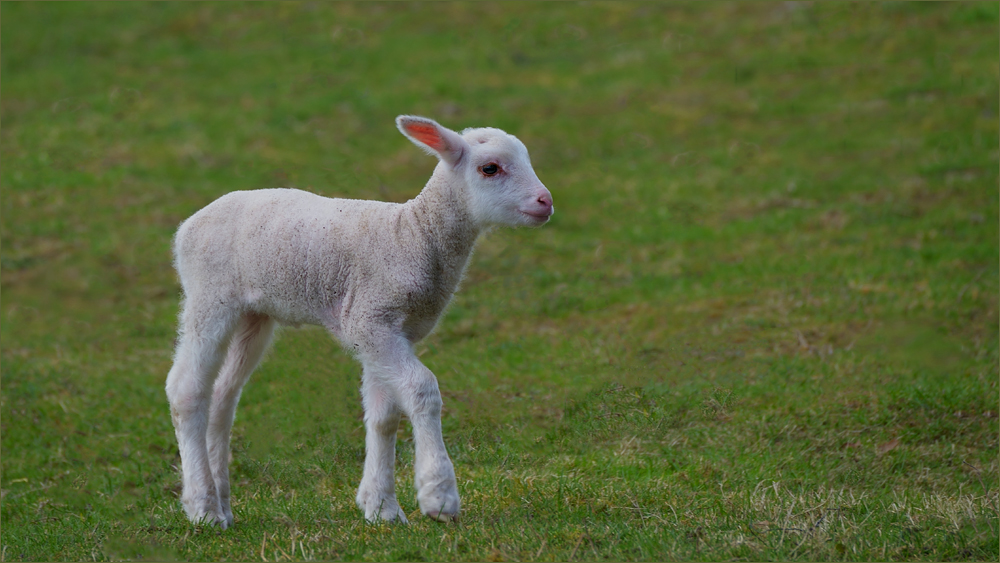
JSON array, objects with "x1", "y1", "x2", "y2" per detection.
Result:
[{"x1": 481, "y1": 163, "x2": 499, "y2": 176}]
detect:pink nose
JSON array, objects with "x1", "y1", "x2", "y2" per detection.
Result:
[{"x1": 537, "y1": 191, "x2": 553, "y2": 215}]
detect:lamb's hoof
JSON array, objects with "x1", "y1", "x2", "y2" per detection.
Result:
[
  {"x1": 201, "y1": 513, "x2": 230, "y2": 530},
  {"x1": 424, "y1": 507, "x2": 459, "y2": 523},
  {"x1": 183, "y1": 496, "x2": 229, "y2": 530},
  {"x1": 189, "y1": 509, "x2": 230, "y2": 529},
  {"x1": 417, "y1": 487, "x2": 460, "y2": 523},
  {"x1": 220, "y1": 499, "x2": 235, "y2": 529},
  {"x1": 368, "y1": 504, "x2": 409, "y2": 524},
  {"x1": 356, "y1": 490, "x2": 409, "y2": 524}
]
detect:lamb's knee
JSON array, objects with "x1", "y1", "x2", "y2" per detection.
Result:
[
  {"x1": 401, "y1": 378, "x2": 442, "y2": 418},
  {"x1": 167, "y1": 371, "x2": 212, "y2": 421},
  {"x1": 169, "y1": 394, "x2": 206, "y2": 431},
  {"x1": 371, "y1": 413, "x2": 401, "y2": 437},
  {"x1": 362, "y1": 387, "x2": 401, "y2": 435}
]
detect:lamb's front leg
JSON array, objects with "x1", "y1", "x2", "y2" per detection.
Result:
[
  {"x1": 356, "y1": 378, "x2": 408, "y2": 523},
  {"x1": 357, "y1": 338, "x2": 460, "y2": 523},
  {"x1": 394, "y1": 358, "x2": 460, "y2": 522}
]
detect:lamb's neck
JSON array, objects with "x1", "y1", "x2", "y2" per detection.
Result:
[{"x1": 405, "y1": 171, "x2": 480, "y2": 261}]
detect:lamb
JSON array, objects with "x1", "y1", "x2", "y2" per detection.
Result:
[{"x1": 164, "y1": 115, "x2": 554, "y2": 528}]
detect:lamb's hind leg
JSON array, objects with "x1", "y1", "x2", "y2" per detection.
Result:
[
  {"x1": 165, "y1": 302, "x2": 239, "y2": 528},
  {"x1": 207, "y1": 313, "x2": 276, "y2": 528}
]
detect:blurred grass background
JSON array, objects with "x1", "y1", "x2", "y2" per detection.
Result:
[{"x1": 2, "y1": 2, "x2": 998, "y2": 561}]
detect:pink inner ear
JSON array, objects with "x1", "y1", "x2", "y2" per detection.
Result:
[{"x1": 405, "y1": 122, "x2": 446, "y2": 151}]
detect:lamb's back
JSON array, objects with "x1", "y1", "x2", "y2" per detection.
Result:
[{"x1": 174, "y1": 188, "x2": 410, "y2": 326}]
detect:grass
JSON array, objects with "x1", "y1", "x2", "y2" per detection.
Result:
[{"x1": 1, "y1": 1, "x2": 998, "y2": 561}]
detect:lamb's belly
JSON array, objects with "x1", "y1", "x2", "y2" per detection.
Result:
[
  {"x1": 250, "y1": 300, "x2": 320, "y2": 328},
  {"x1": 243, "y1": 285, "x2": 341, "y2": 331}
]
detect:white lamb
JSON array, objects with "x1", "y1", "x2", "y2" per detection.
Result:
[{"x1": 165, "y1": 115, "x2": 554, "y2": 528}]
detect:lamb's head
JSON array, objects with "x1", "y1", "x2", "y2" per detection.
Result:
[{"x1": 396, "y1": 115, "x2": 554, "y2": 228}]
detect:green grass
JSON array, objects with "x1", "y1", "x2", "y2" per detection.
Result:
[{"x1": 2, "y1": 1, "x2": 997, "y2": 561}]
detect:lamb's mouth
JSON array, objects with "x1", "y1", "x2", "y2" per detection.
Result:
[{"x1": 520, "y1": 210, "x2": 552, "y2": 222}]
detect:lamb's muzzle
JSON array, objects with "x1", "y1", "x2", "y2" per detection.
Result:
[{"x1": 522, "y1": 188, "x2": 554, "y2": 222}]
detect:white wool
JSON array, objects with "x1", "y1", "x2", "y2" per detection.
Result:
[{"x1": 165, "y1": 116, "x2": 553, "y2": 528}]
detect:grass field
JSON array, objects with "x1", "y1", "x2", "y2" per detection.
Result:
[{"x1": 2, "y1": 1, "x2": 998, "y2": 561}]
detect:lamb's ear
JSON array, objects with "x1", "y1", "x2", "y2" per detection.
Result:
[{"x1": 396, "y1": 115, "x2": 468, "y2": 166}]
